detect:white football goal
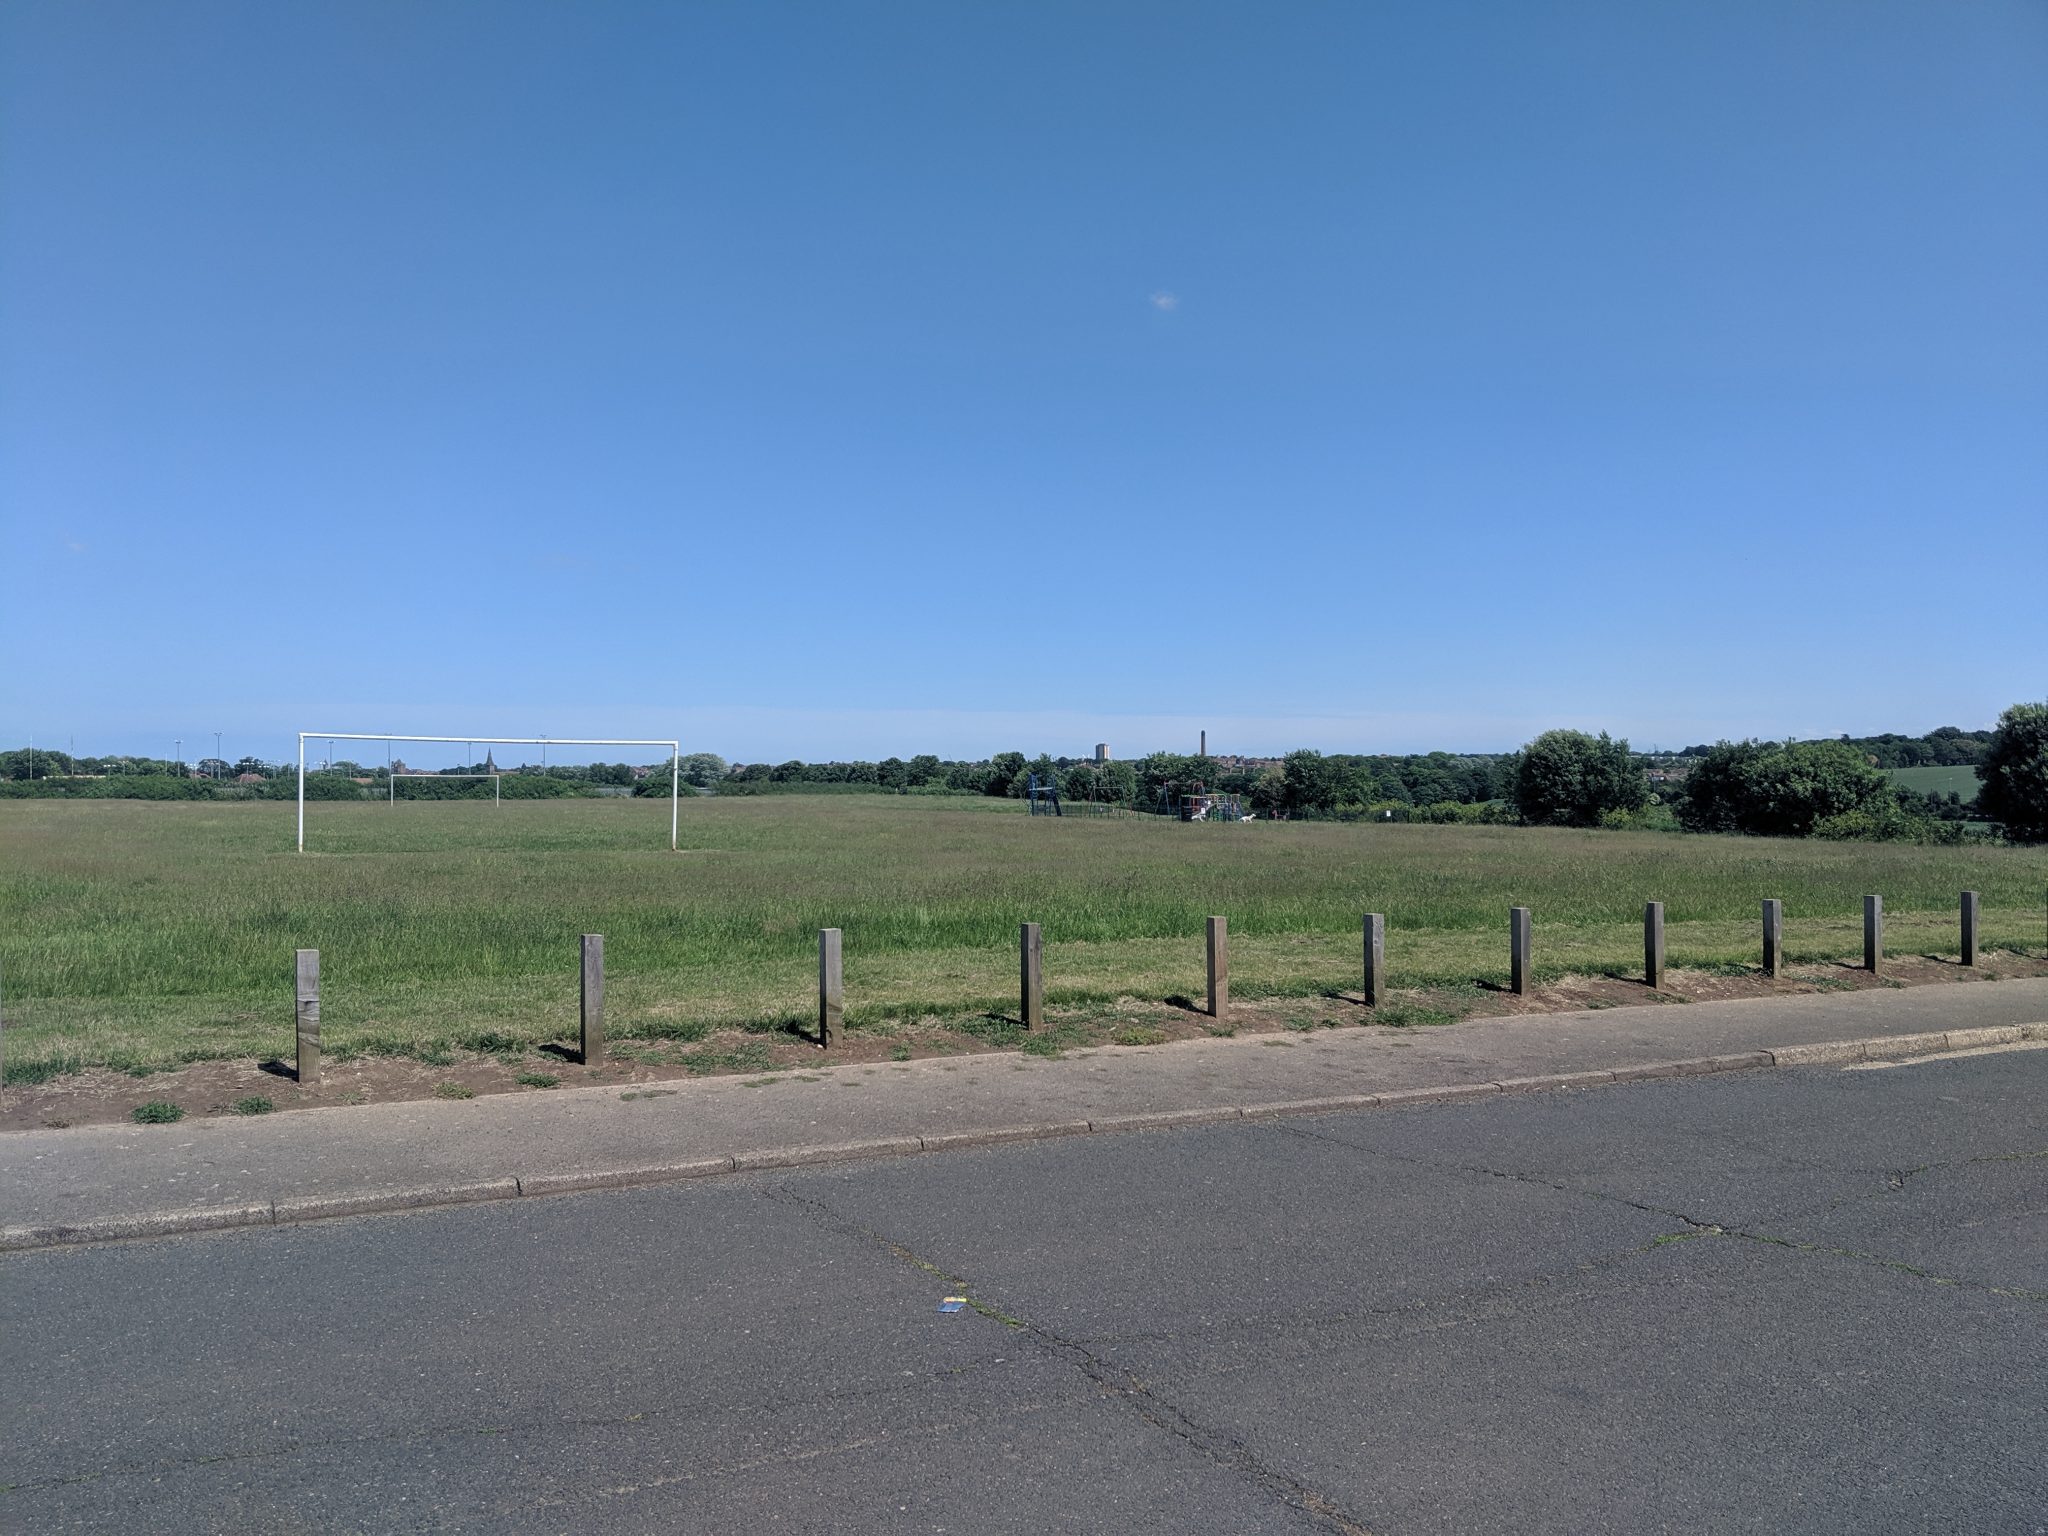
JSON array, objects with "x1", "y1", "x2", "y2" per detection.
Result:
[{"x1": 296, "y1": 733, "x2": 681, "y2": 851}]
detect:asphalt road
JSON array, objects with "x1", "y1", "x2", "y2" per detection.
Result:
[{"x1": 5, "y1": 1048, "x2": 2044, "y2": 1534}]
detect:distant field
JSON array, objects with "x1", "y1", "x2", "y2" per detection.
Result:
[
  {"x1": 2, "y1": 796, "x2": 2045, "y2": 1081},
  {"x1": 1887, "y1": 765, "x2": 1982, "y2": 802}
]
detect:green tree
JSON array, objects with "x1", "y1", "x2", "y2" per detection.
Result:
[
  {"x1": 987, "y1": 752, "x2": 1026, "y2": 795},
  {"x1": 1676, "y1": 739, "x2": 1889, "y2": 837},
  {"x1": 1248, "y1": 765, "x2": 1287, "y2": 816},
  {"x1": 1512, "y1": 730, "x2": 1648, "y2": 827},
  {"x1": 1280, "y1": 750, "x2": 1343, "y2": 814},
  {"x1": 675, "y1": 752, "x2": 727, "y2": 787},
  {"x1": 1977, "y1": 702, "x2": 2048, "y2": 843}
]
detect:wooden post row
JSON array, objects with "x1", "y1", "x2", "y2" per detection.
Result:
[
  {"x1": 1020, "y1": 922, "x2": 1044, "y2": 1031},
  {"x1": 1509, "y1": 907, "x2": 1531, "y2": 996},
  {"x1": 1362, "y1": 913, "x2": 1385, "y2": 1007},
  {"x1": 1206, "y1": 916, "x2": 1228, "y2": 1019},
  {"x1": 292, "y1": 889, "x2": 1967, "y2": 1091},
  {"x1": 819, "y1": 928, "x2": 843, "y2": 1047},
  {"x1": 581, "y1": 933, "x2": 605, "y2": 1067},
  {"x1": 295, "y1": 947, "x2": 321, "y2": 1088}
]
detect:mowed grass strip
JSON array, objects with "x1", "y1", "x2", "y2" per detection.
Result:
[{"x1": 2, "y1": 796, "x2": 2044, "y2": 1078}]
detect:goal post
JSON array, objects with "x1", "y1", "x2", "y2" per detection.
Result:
[{"x1": 296, "y1": 733, "x2": 681, "y2": 852}]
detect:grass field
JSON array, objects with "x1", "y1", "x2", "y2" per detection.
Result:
[
  {"x1": 3, "y1": 796, "x2": 2045, "y2": 1082},
  {"x1": 1886, "y1": 764, "x2": 1983, "y2": 802}
]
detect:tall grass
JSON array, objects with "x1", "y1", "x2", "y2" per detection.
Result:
[{"x1": 2, "y1": 797, "x2": 2043, "y2": 1077}]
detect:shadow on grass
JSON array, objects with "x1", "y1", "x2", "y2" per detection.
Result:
[
  {"x1": 952, "y1": 1012, "x2": 1025, "y2": 1041},
  {"x1": 778, "y1": 1017, "x2": 826, "y2": 1048}
]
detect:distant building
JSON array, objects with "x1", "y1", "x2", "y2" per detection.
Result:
[
  {"x1": 236, "y1": 772, "x2": 265, "y2": 785},
  {"x1": 1094, "y1": 743, "x2": 1109, "y2": 763}
]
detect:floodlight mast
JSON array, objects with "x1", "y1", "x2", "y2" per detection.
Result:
[{"x1": 296, "y1": 733, "x2": 682, "y2": 852}]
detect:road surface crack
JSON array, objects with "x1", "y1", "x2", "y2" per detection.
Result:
[
  {"x1": 776, "y1": 1185, "x2": 1378, "y2": 1535},
  {"x1": 1274, "y1": 1124, "x2": 2046, "y2": 1303}
]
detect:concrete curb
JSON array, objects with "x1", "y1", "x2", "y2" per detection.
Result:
[{"x1": 5, "y1": 1023, "x2": 2043, "y2": 1254}]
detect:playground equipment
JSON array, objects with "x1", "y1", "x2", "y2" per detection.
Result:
[
  {"x1": 1025, "y1": 773, "x2": 1126, "y2": 817},
  {"x1": 1026, "y1": 772, "x2": 1063, "y2": 816},
  {"x1": 1158, "y1": 784, "x2": 1250, "y2": 821}
]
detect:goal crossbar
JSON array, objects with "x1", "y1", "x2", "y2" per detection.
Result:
[{"x1": 296, "y1": 732, "x2": 681, "y2": 851}]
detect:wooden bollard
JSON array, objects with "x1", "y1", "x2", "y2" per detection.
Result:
[
  {"x1": 295, "y1": 948, "x2": 321, "y2": 1087},
  {"x1": 1960, "y1": 892, "x2": 1978, "y2": 967},
  {"x1": 1762, "y1": 899, "x2": 1782, "y2": 978},
  {"x1": 1509, "y1": 906, "x2": 1531, "y2": 996},
  {"x1": 1363, "y1": 913, "x2": 1385, "y2": 1007},
  {"x1": 580, "y1": 933, "x2": 605, "y2": 1066},
  {"x1": 1644, "y1": 902, "x2": 1665, "y2": 991},
  {"x1": 1863, "y1": 895, "x2": 1883, "y2": 975},
  {"x1": 1019, "y1": 922, "x2": 1043, "y2": 1030},
  {"x1": 819, "y1": 928, "x2": 843, "y2": 1047},
  {"x1": 1206, "y1": 916, "x2": 1228, "y2": 1019}
]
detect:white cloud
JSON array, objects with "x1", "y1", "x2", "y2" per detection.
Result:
[{"x1": 1149, "y1": 291, "x2": 1179, "y2": 311}]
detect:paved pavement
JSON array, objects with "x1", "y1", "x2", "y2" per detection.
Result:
[
  {"x1": 5, "y1": 978, "x2": 2047, "y2": 1242},
  {"x1": 3, "y1": 1043, "x2": 2043, "y2": 1533}
]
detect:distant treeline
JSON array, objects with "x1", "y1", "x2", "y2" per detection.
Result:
[
  {"x1": 0, "y1": 749, "x2": 656, "y2": 787},
  {"x1": 0, "y1": 774, "x2": 593, "y2": 803},
  {"x1": 0, "y1": 763, "x2": 597, "y2": 802},
  {"x1": 689, "y1": 750, "x2": 1509, "y2": 817},
  {"x1": 6, "y1": 715, "x2": 2043, "y2": 843},
  {"x1": 1675, "y1": 727, "x2": 1992, "y2": 770}
]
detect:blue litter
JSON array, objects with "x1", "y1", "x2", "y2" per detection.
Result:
[{"x1": 937, "y1": 1297, "x2": 968, "y2": 1313}]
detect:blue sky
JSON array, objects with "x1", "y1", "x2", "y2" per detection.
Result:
[{"x1": 4, "y1": 1, "x2": 2043, "y2": 769}]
